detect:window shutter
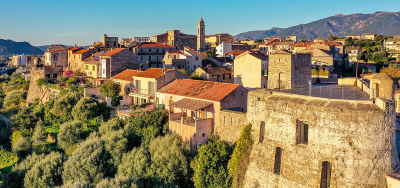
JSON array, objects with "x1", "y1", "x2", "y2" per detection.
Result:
[
  {"x1": 296, "y1": 122, "x2": 301, "y2": 144},
  {"x1": 303, "y1": 124, "x2": 308, "y2": 144},
  {"x1": 274, "y1": 147, "x2": 283, "y2": 175},
  {"x1": 320, "y1": 161, "x2": 331, "y2": 188}
]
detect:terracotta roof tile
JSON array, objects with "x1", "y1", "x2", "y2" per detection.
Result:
[
  {"x1": 72, "y1": 49, "x2": 89, "y2": 54},
  {"x1": 99, "y1": 48, "x2": 127, "y2": 57},
  {"x1": 158, "y1": 79, "x2": 240, "y2": 101},
  {"x1": 112, "y1": 68, "x2": 174, "y2": 81},
  {"x1": 139, "y1": 42, "x2": 174, "y2": 49},
  {"x1": 225, "y1": 50, "x2": 246, "y2": 56}
]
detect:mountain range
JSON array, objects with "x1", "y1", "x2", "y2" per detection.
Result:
[
  {"x1": 235, "y1": 11, "x2": 400, "y2": 41},
  {"x1": 0, "y1": 39, "x2": 43, "y2": 56}
]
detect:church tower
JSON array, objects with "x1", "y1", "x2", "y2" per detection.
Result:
[{"x1": 197, "y1": 17, "x2": 206, "y2": 51}]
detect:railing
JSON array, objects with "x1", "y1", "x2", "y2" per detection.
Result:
[
  {"x1": 169, "y1": 113, "x2": 196, "y2": 127},
  {"x1": 129, "y1": 89, "x2": 155, "y2": 97}
]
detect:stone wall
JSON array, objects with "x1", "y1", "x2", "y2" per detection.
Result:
[
  {"x1": 243, "y1": 89, "x2": 397, "y2": 188},
  {"x1": 216, "y1": 110, "x2": 248, "y2": 143},
  {"x1": 27, "y1": 67, "x2": 60, "y2": 104}
]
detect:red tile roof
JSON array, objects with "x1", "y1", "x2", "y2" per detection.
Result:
[
  {"x1": 225, "y1": 50, "x2": 246, "y2": 56},
  {"x1": 138, "y1": 42, "x2": 174, "y2": 49},
  {"x1": 158, "y1": 79, "x2": 240, "y2": 101},
  {"x1": 98, "y1": 48, "x2": 127, "y2": 57},
  {"x1": 112, "y1": 68, "x2": 174, "y2": 81},
  {"x1": 72, "y1": 49, "x2": 89, "y2": 54}
]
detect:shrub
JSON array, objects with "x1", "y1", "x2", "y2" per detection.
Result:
[
  {"x1": 24, "y1": 152, "x2": 64, "y2": 188},
  {"x1": 191, "y1": 138, "x2": 232, "y2": 188},
  {"x1": 62, "y1": 136, "x2": 112, "y2": 185},
  {"x1": 57, "y1": 121, "x2": 84, "y2": 153},
  {"x1": 0, "y1": 149, "x2": 18, "y2": 169},
  {"x1": 228, "y1": 124, "x2": 254, "y2": 188}
]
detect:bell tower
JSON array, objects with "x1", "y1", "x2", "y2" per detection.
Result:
[{"x1": 197, "y1": 17, "x2": 206, "y2": 51}]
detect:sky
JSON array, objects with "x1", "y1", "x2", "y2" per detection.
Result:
[{"x1": 1, "y1": 0, "x2": 399, "y2": 46}]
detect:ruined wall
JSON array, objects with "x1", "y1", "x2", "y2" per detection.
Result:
[
  {"x1": 243, "y1": 89, "x2": 396, "y2": 188},
  {"x1": 27, "y1": 67, "x2": 60, "y2": 104},
  {"x1": 216, "y1": 110, "x2": 248, "y2": 143}
]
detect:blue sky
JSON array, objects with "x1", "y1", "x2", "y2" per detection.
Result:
[{"x1": 1, "y1": 0, "x2": 399, "y2": 45}]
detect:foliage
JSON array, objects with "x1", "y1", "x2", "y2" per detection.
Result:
[
  {"x1": 11, "y1": 133, "x2": 31, "y2": 157},
  {"x1": 102, "y1": 130, "x2": 128, "y2": 167},
  {"x1": 24, "y1": 152, "x2": 64, "y2": 188},
  {"x1": 100, "y1": 80, "x2": 120, "y2": 97},
  {"x1": 99, "y1": 118, "x2": 124, "y2": 135},
  {"x1": 57, "y1": 121, "x2": 85, "y2": 154},
  {"x1": 6, "y1": 153, "x2": 45, "y2": 188},
  {"x1": 95, "y1": 176, "x2": 136, "y2": 188},
  {"x1": 228, "y1": 124, "x2": 254, "y2": 188},
  {"x1": 72, "y1": 97, "x2": 110, "y2": 121},
  {"x1": 148, "y1": 135, "x2": 188, "y2": 186},
  {"x1": 0, "y1": 115, "x2": 11, "y2": 145},
  {"x1": 0, "y1": 149, "x2": 18, "y2": 169},
  {"x1": 124, "y1": 110, "x2": 168, "y2": 146},
  {"x1": 117, "y1": 146, "x2": 151, "y2": 183},
  {"x1": 62, "y1": 136, "x2": 112, "y2": 185},
  {"x1": 3, "y1": 89, "x2": 26, "y2": 110},
  {"x1": 191, "y1": 138, "x2": 232, "y2": 188}
]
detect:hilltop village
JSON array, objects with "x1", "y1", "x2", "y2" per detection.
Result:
[{"x1": 2, "y1": 18, "x2": 400, "y2": 188}]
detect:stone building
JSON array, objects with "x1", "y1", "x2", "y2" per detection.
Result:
[
  {"x1": 157, "y1": 79, "x2": 247, "y2": 149},
  {"x1": 197, "y1": 17, "x2": 206, "y2": 51},
  {"x1": 133, "y1": 42, "x2": 177, "y2": 67},
  {"x1": 151, "y1": 30, "x2": 196, "y2": 50},
  {"x1": 242, "y1": 88, "x2": 396, "y2": 188},
  {"x1": 205, "y1": 33, "x2": 234, "y2": 48},
  {"x1": 99, "y1": 48, "x2": 139, "y2": 79},
  {"x1": 103, "y1": 34, "x2": 119, "y2": 49},
  {"x1": 267, "y1": 51, "x2": 311, "y2": 90},
  {"x1": 192, "y1": 67, "x2": 233, "y2": 83},
  {"x1": 44, "y1": 47, "x2": 68, "y2": 68},
  {"x1": 233, "y1": 51, "x2": 268, "y2": 89},
  {"x1": 112, "y1": 68, "x2": 181, "y2": 105},
  {"x1": 68, "y1": 48, "x2": 95, "y2": 73},
  {"x1": 163, "y1": 48, "x2": 204, "y2": 72}
]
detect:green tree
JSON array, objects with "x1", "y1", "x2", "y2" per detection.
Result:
[
  {"x1": 0, "y1": 149, "x2": 19, "y2": 169},
  {"x1": 96, "y1": 176, "x2": 136, "y2": 188},
  {"x1": 191, "y1": 138, "x2": 232, "y2": 188},
  {"x1": 0, "y1": 115, "x2": 11, "y2": 145},
  {"x1": 100, "y1": 80, "x2": 120, "y2": 97},
  {"x1": 31, "y1": 122, "x2": 48, "y2": 153},
  {"x1": 117, "y1": 147, "x2": 151, "y2": 183},
  {"x1": 72, "y1": 97, "x2": 110, "y2": 121},
  {"x1": 228, "y1": 124, "x2": 254, "y2": 188},
  {"x1": 148, "y1": 135, "x2": 188, "y2": 186},
  {"x1": 62, "y1": 136, "x2": 112, "y2": 185},
  {"x1": 6, "y1": 153, "x2": 46, "y2": 188},
  {"x1": 99, "y1": 118, "x2": 124, "y2": 135},
  {"x1": 11, "y1": 134, "x2": 31, "y2": 157},
  {"x1": 24, "y1": 152, "x2": 64, "y2": 188},
  {"x1": 57, "y1": 121, "x2": 84, "y2": 154},
  {"x1": 102, "y1": 130, "x2": 128, "y2": 167}
]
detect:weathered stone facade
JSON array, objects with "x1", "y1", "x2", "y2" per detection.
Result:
[
  {"x1": 27, "y1": 66, "x2": 61, "y2": 103},
  {"x1": 216, "y1": 109, "x2": 248, "y2": 143},
  {"x1": 241, "y1": 89, "x2": 397, "y2": 188},
  {"x1": 267, "y1": 52, "x2": 311, "y2": 90}
]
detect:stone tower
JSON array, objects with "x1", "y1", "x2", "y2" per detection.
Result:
[
  {"x1": 267, "y1": 51, "x2": 311, "y2": 90},
  {"x1": 197, "y1": 17, "x2": 206, "y2": 51}
]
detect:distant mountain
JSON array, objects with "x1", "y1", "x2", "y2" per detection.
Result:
[
  {"x1": 235, "y1": 11, "x2": 400, "y2": 41},
  {"x1": 0, "y1": 39, "x2": 43, "y2": 56}
]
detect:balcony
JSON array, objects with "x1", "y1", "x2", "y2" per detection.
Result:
[{"x1": 129, "y1": 88, "x2": 155, "y2": 98}]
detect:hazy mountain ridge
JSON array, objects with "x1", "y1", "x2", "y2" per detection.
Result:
[
  {"x1": 0, "y1": 39, "x2": 43, "y2": 56},
  {"x1": 235, "y1": 11, "x2": 400, "y2": 40}
]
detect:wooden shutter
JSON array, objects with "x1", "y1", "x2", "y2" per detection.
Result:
[
  {"x1": 303, "y1": 124, "x2": 308, "y2": 144},
  {"x1": 274, "y1": 147, "x2": 283, "y2": 175},
  {"x1": 259, "y1": 121, "x2": 265, "y2": 143},
  {"x1": 320, "y1": 161, "x2": 331, "y2": 188},
  {"x1": 296, "y1": 121, "x2": 301, "y2": 144}
]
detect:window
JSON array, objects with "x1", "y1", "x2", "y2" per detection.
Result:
[
  {"x1": 202, "y1": 133, "x2": 206, "y2": 137},
  {"x1": 320, "y1": 161, "x2": 331, "y2": 188},
  {"x1": 259, "y1": 121, "x2": 265, "y2": 143},
  {"x1": 296, "y1": 120, "x2": 308, "y2": 145},
  {"x1": 273, "y1": 147, "x2": 283, "y2": 175}
]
